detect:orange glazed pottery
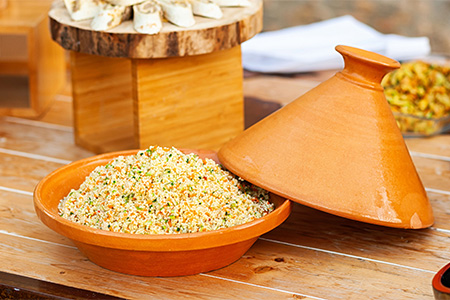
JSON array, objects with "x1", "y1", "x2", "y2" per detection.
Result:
[
  {"x1": 33, "y1": 149, "x2": 291, "y2": 277},
  {"x1": 218, "y1": 45, "x2": 434, "y2": 229}
]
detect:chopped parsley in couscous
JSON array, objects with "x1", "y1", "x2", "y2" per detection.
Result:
[{"x1": 58, "y1": 146, "x2": 274, "y2": 234}]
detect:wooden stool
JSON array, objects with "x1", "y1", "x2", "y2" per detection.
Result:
[{"x1": 49, "y1": 0, "x2": 262, "y2": 153}]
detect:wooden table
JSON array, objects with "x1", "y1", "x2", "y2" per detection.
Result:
[{"x1": 1, "y1": 71, "x2": 450, "y2": 299}]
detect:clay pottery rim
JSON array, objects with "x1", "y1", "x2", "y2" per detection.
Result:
[
  {"x1": 433, "y1": 263, "x2": 450, "y2": 299},
  {"x1": 33, "y1": 149, "x2": 292, "y2": 252}
]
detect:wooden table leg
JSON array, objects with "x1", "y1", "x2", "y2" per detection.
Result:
[{"x1": 132, "y1": 46, "x2": 244, "y2": 151}]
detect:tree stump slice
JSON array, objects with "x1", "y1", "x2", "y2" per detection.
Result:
[{"x1": 49, "y1": 0, "x2": 263, "y2": 58}]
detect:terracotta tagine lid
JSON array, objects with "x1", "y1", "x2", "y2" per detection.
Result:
[{"x1": 218, "y1": 45, "x2": 434, "y2": 229}]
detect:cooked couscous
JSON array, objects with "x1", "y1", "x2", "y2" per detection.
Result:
[{"x1": 58, "y1": 146, "x2": 274, "y2": 234}]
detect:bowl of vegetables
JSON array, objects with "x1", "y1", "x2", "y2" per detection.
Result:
[{"x1": 382, "y1": 60, "x2": 450, "y2": 136}]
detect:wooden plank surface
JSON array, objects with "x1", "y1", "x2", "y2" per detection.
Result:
[
  {"x1": 0, "y1": 234, "x2": 302, "y2": 299},
  {"x1": 0, "y1": 117, "x2": 92, "y2": 160},
  {"x1": 1, "y1": 73, "x2": 449, "y2": 299},
  {"x1": 0, "y1": 152, "x2": 448, "y2": 299}
]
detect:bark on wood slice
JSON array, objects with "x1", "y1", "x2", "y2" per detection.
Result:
[{"x1": 48, "y1": 0, "x2": 262, "y2": 58}]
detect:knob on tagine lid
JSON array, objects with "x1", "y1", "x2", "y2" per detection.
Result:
[{"x1": 218, "y1": 45, "x2": 434, "y2": 229}]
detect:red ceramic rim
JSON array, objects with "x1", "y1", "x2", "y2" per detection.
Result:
[{"x1": 433, "y1": 262, "x2": 450, "y2": 293}]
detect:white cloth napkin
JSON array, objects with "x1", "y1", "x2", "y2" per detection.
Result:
[{"x1": 241, "y1": 15, "x2": 431, "y2": 73}]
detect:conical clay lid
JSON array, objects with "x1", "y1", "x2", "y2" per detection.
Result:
[{"x1": 219, "y1": 45, "x2": 434, "y2": 229}]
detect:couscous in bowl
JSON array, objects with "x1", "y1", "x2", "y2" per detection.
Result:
[{"x1": 33, "y1": 149, "x2": 291, "y2": 276}]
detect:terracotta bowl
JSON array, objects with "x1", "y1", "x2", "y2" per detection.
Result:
[
  {"x1": 33, "y1": 149, "x2": 292, "y2": 277},
  {"x1": 433, "y1": 262, "x2": 450, "y2": 299}
]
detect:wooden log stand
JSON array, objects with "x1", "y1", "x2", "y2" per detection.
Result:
[{"x1": 49, "y1": 0, "x2": 262, "y2": 153}]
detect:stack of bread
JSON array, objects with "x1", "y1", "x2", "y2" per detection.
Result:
[{"x1": 64, "y1": 0, "x2": 250, "y2": 34}]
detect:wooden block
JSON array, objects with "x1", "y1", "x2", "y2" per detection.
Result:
[
  {"x1": 33, "y1": 15, "x2": 66, "y2": 116},
  {"x1": 0, "y1": 0, "x2": 65, "y2": 118},
  {"x1": 132, "y1": 46, "x2": 244, "y2": 151},
  {"x1": 70, "y1": 46, "x2": 244, "y2": 153},
  {"x1": 70, "y1": 52, "x2": 135, "y2": 154}
]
